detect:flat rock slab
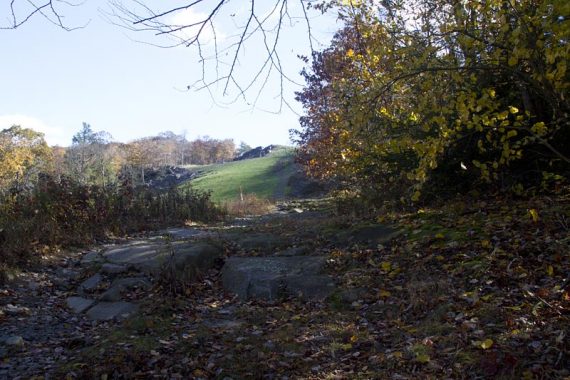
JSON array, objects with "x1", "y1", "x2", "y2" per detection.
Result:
[
  {"x1": 99, "y1": 287, "x2": 123, "y2": 302},
  {"x1": 335, "y1": 224, "x2": 402, "y2": 247},
  {"x1": 79, "y1": 274, "x2": 103, "y2": 292},
  {"x1": 103, "y1": 243, "x2": 164, "y2": 273},
  {"x1": 163, "y1": 227, "x2": 212, "y2": 240},
  {"x1": 86, "y1": 302, "x2": 138, "y2": 321},
  {"x1": 80, "y1": 251, "x2": 104, "y2": 266},
  {"x1": 103, "y1": 241, "x2": 222, "y2": 279},
  {"x1": 225, "y1": 233, "x2": 290, "y2": 253},
  {"x1": 66, "y1": 297, "x2": 95, "y2": 314},
  {"x1": 222, "y1": 256, "x2": 335, "y2": 301},
  {"x1": 100, "y1": 277, "x2": 152, "y2": 302},
  {"x1": 100, "y1": 263, "x2": 128, "y2": 275}
]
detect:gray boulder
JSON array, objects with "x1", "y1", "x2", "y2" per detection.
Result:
[
  {"x1": 100, "y1": 263, "x2": 128, "y2": 275},
  {"x1": 167, "y1": 241, "x2": 223, "y2": 279},
  {"x1": 228, "y1": 233, "x2": 289, "y2": 253},
  {"x1": 222, "y1": 256, "x2": 335, "y2": 301},
  {"x1": 285, "y1": 275, "x2": 336, "y2": 300},
  {"x1": 79, "y1": 274, "x2": 103, "y2": 292},
  {"x1": 86, "y1": 302, "x2": 138, "y2": 321},
  {"x1": 66, "y1": 297, "x2": 95, "y2": 314},
  {"x1": 102, "y1": 241, "x2": 222, "y2": 277},
  {"x1": 80, "y1": 251, "x2": 104, "y2": 266}
]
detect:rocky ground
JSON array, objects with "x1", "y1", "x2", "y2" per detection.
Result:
[
  {"x1": 1, "y1": 197, "x2": 569, "y2": 379},
  {"x1": 0, "y1": 201, "x2": 363, "y2": 379}
]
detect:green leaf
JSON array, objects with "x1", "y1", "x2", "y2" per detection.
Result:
[{"x1": 416, "y1": 353, "x2": 430, "y2": 363}]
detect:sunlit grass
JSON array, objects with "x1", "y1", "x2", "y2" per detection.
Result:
[{"x1": 183, "y1": 147, "x2": 296, "y2": 203}]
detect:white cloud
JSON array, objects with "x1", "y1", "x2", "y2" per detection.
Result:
[
  {"x1": 0, "y1": 114, "x2": 68, "y2": 146},
  {"x1": 170, "y1": 8, "x2": 226, "y2": 45}
]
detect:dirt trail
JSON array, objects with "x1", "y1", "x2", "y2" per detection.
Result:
[{"x1": 270, "y1": 162, "x2": 296, "y2": 200}]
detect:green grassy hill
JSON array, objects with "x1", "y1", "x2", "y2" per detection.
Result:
[{"x1": 183, "y1": 147, "x2": 298, "y2": 203}]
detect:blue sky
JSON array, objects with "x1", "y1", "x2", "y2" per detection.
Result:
[{"x1": 0, "y1": 1, "x2": 338, "y2": 147}]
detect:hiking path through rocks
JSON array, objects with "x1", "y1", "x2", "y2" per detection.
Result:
[{"x1": 0, "y1": 201, "x2": 399, "y2": 379}]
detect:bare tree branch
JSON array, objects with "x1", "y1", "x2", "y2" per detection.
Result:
[
  {"x1": 4, "y1": 0, "x2": 331, "y2": 111},
  {"x1": 223, "y1": 0, "x2": 255, "y2": 96},
  {"x1": 106, "y1": 0, "x2": 326, "y2": 110},
  {"x1": 1, "y1": 0, "x2": 86, "y2": 30}
]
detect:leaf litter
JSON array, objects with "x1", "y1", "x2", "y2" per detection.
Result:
[{"x1": 2, "y1": 194, "x2": 569, "y2": 379}]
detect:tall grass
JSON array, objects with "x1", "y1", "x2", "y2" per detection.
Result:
[
  {"x1": 0, "y1": 174, "x2": 222, "y2": 268},
  {"x1": 221, "y1": 193, "x2": 273, "y2": 217}
]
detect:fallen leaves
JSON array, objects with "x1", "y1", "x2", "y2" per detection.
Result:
[
  {"x1": 480, "y1": 338, "x2": 494, "y2": 349},
  {"x1": 528, "y1": 208, "x2": 539, "y2": 223},
  {"x1": 31, "y1": 193, "x2": 567, "y2": 379}
]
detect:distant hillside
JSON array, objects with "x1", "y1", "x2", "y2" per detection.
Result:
[{"x1": 183, "y1": 146, "x2": 325, "y2": 203}]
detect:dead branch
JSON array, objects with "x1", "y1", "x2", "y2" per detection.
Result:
[
  {"x1": 106, "y1": 0, "x2": 321, "y2": 108},
  {"x1": 1, "y1": 0, "x2": 86, "y2": 30}
]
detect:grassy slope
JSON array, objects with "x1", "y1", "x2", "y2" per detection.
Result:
[{"x1": 185, "y1": 147, "x2": 297, "y2": 203}]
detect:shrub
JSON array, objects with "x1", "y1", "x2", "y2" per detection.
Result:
[{"x1": 295, "y1": 0, "x2": 570, "y2": 204}]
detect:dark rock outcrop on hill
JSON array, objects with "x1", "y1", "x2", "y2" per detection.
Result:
[
  {"x1": 234, "y1": 145, "x2": 277, "y2": 161},
  {"x1": 143, "y1": 166, "x2": 198, "y2": 189}
]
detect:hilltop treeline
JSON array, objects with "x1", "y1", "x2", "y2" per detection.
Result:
[{"x1": 47, "y1": 125, "x2": 237, "y2": 187}]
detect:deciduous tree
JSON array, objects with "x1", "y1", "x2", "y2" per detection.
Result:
[
  {"x1": 64, "y1": 123, "x2": 116, "y2": 186},
  {"x1": 295, "y1": 0, "x2": 569, "y2": 202},
  {"x1": 0, "y1": 126, "x2": 52, "y2": 192}
]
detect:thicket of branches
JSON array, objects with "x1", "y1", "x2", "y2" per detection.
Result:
[
  {"x1": 0, "y1": 0, "x2": 86, "y2": 30},
  {"x1": 105, "y1": 0, "x2": 322, "y2": 110},
  {"x1": 4, "y1": 0, "x2": 323, "y2": 106}
]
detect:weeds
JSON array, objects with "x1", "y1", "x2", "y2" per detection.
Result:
[
  {"x1": 222, "y1": 193, "x2": 273, "y2": 217},
  {"x1": 0, "y1": 174, "x2": 222, "y2": 268},
  {"x1": 155, "y1": 236, "x2": 195, "y2": 296}
]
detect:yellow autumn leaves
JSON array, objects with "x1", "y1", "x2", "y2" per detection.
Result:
[
  {"x1": 0, "y1": 126, "x2": 51, "y2": 191},
  {"x1": 296, "y1": 0, "x2": 568, "y2": 202}
]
